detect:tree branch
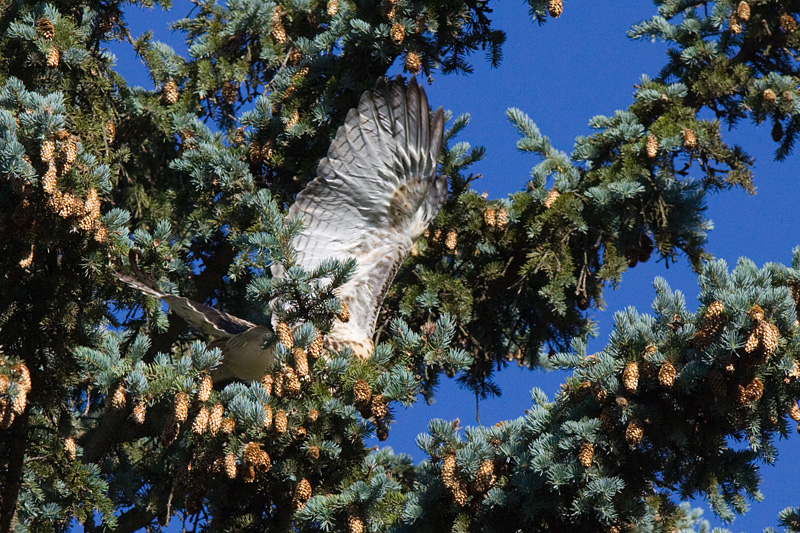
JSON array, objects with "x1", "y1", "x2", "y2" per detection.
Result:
[{"x1": 0, "y1": 413, "x2": 28, "y2": 533}]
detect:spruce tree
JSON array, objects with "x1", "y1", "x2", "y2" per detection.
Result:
[{"x1": 0, "y1": 0, "x2": 799, "y2": 532}]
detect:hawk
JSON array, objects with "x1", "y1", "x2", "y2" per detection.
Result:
[{"x1": 117, "y1": 78, "x2": 446, "y2": 381}]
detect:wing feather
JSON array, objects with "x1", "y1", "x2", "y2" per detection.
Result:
[
  {"x1": 115, "y1": 272, "x2": 254, "y2": 338},
  {"x1": 273, "y1": 78, "x2": 446, "y2": 341}
]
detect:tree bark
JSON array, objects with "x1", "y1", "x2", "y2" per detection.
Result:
[{"x1": 0, "y1": 413, "x2": 28, "y2": 533}]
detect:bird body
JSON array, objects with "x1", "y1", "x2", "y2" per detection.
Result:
[{"x1": 118, "y1": 78, "x2": 445, "y2": 381}]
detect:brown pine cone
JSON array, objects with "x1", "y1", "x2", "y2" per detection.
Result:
[
  {"x1": 353, "y1": 379, "x2": 371, "y2": 407},
  {"x1": 625, "y1": 418, "x2": 644, "y2": 445},
  {"x1": 658, "y1": 361, "x2": 676, "y2": 388},
  {"x1": 547, "y1": 0, "x2": 563, "y2": 18},
  {"x1": 473, "y1": 460, "x2": 496, "y2": 492},
  {"x1": 197, "y1": 373, "x2": 213, "y2": 402},
  {"x1": 577, "y1": 442, "x2": 594, "y2": 468},
  {"x1": 622, "y1": 361, "x2": 639, "y2": 392}
]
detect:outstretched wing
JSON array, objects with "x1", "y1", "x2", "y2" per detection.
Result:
[
  {"x1": 273, "y1": 78, "x2": 446, "y2": 341},
  {"x1": 115, "y1": 272, "x2": 255, "y2": 338}
]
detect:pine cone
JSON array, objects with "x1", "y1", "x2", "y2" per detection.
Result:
[
  {"x1": 327, "y1": 0, "x2": 339, "y2": 17},
  {"x1": 473, "y1": 460, "x2": 495, "y2": 492},
  {"x1": 781, "y1": 14, "x2": 797, "y2": 33},
  {"x1": 772, "y1": 121, "x2": 784, "y2": 142},
  {"x1": 337, "y1": 301, "x2": 350, "y2": 322},
  {"x1": 271, "y1": 7, "x2": 287, "y2": 43},
  {"x1": 174, "y1": 391, "x2": 190, "y2": 423},
  {"x1": 484, "y1": 207, "x2": 496, "y2": 226},
  {"x1": 789, "y1": 402, "x2": 800, "y2": 422},
  {"x1": 224, "y1": 453, "x2": 237, "y2": 479},
  {"x1": 208, "y1": 402, "x2": 224, "y2": 435},
  {"x1": 294, "y1": 348, "x2": 309, "y2": 379},
  {"x1": 283, "y1": 367, "x2": 301, "y2": 395},
  {"x1": 255, "y1": 449, "x2": 271, "y2": 473},
  {"x1": 383, "y1": 0, "x2": 396, "y2": 20},
  {"x1": 272, "y1": 371, "x2": 283, "y2": 397},
  {"x1": 0, "y1": 374, "x2": 9, "y2": 395},
  {"x1": 221, "y1": 81, "x2": 237, "y2": 104},
  {"x1": 682, "y1": 128, "x2": 697, "y2": 150},
  {"x1": 577, "y1": 442, "x2": 594, "y2": 468},
  {"x1": 162, "y1": 80, "x2": 179, "y2": 105},
  {"x1": 782, "y1": 90, "x2": 795, "y2": 102},
  {"x1": 404, "y1": 52, "x2": 421, "y2": 74},
  {"x1": 370, "y1": 394, "x2": 388, "y2": 419},
  {"x1": 591, "y1": 384, "x2": 607, "y2": 403},
  {"x1": 309, "y1": 333, "x2": 324, "y2": 359},
  {"x1": 759, "y1": 321, "x2": 780, "y2": 356},
  {"x1": 645, "y1": 134, "x2": 658, "y2": 159},
  {"x1": 376, "y1": 420, "x2": 389, "y2": 441},
  {"x1": 132, "y1": 400, "x2": 147, "y2": 425},
  {"x1": 274, "y1": 409, "x2": 288, "y2": 434},
  {"x1": 97, "y1": 13, "x2": 116, "y2": 34},
  {"x1": 64, "y1": 437, "x2": 77, "y2": 460},
  {"x1": 46, "y1": 47, "x2": 59, "y2": 68},
  {"x1": 658, "y1": 361, "x2": 676, "y2": 388},
  {"x1": 600, "y1": 406, "x2": 616, "y2": 430},
  {"x1": 38, "y1": 17, "x2": 55, "y2": 39},
  {"x1": 307, "y1": 408, "x2": 319, "y2": 423},
  {"x1": 622, "y1": 361, "x2": 639, "y2": 392},
  {"x1": 0, "y1": 398, "x2": 14, "y2": 430},
  {"x1": 241, "y1": 464, "x2": 256, "y2": 483},
  {"x1": 261, "y1": 372, "x2": 273, "y2": 394},
  {"x1": 307, "y1": 445, "x2": 320, "y2": 460},
  {"x1": 263, "y1": 403, "x2": 273, "y2": 429},
  {"x1": 730, "y1": 14, "x2": 742, "y2": 34},
  {"x1": 445, "y1": 230, "x2": 458, "y2": 251},
  {"x1": 390, "y1": 22, "x2": 405, "y2": 44},
  {"x1": 104, "y1": 121, "x2": 116, "y2": 143},
  {"x1": 293, "y1": 478, "x2": 312, "y2": 509},
  {"x1": 161, "y1": 414, "x2": 180, "y2": 445},
  {"x1": 109, "y1": 383, "x2": 127, "y2": 412},
  {"x1": 12, "y1": 364, "x2": 31, "y2": 392},
  {"x1": 294, "y1": 426, "x2": 307, "y2": 441},
  {"x1": 42, "y1": 164, "x2": 57, "y2": 193},
  {"x1": 347, "y1": 511, "x2": 365, "y2": 533},
  {"x1": 41, "y1": 140, "x2": 55, "y2": 163},
  {"x1": 737, "y1": 1, "x2": 750, "y2": 21},
  {"x1": 694, "y1": 301, "x2": 726, "y2": 347},
  {"x1": 192, "y1": 407, "x2": 209, "y2": 434},
  {"x1": 441, "y1": 454, "x2": 457, "y2": 488},
  {"x1": 763, "y1": 88, "x2": 777, "y2": 104},
  {"x1": 353, "y1": 379, "x2": 371, "y2": 407},
  {"x1": 243, "y1": 441, "x2": 262, "y2": 465},
  {"x1": 496, "y1": 207, "x2": 508, "y2": 230},
  {"x1": 94, "y1": 226, "x2": 108, "y2": 243},
  {"x1": 746, "y1": 377, "x2": 764, "y2": 403},
  {"x1": 451, "y1": 483, "x2": 469, "y2": 506},
  {"x1": 220, "y1": 417, "x2": 236, "y2": 434},
  {"x1": 543, "y1": 189, "x2": 560, "y2": 208},
  {"x1": 547, "y1": 0, "x2": 563, "y2": 18},
  {"x1": 276, "y1": 321, "x2": 293, "y2": 348},
  {"x1": 625, "y1": 418, "x2": 644, "y2": 445},
  {"x1": 744, "y1": 330, "x2": 761, "y2": 353},
  {"x1": 197, "y1": 373, "x2": 213, "y2": 402}
]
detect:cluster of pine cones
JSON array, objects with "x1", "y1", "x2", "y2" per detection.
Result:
[{"x1": 0, "y1": 361, "x2": 31, "y2": 429}]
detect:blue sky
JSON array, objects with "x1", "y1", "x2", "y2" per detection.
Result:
[{"x1": 115, "y1": 1, "x2": 800, "y2": 530}]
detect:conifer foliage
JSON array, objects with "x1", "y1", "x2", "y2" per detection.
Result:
[{"x1": 1, "y1": 0, "x2": 800, "y2": 532}]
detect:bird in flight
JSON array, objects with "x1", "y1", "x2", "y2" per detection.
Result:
[{"x1": 117, "y1": 78, "x2": 446, "y2": 381}]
